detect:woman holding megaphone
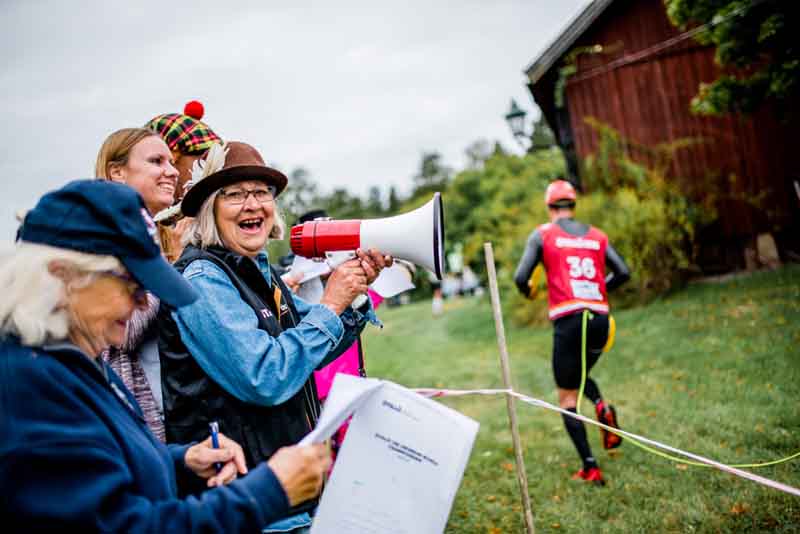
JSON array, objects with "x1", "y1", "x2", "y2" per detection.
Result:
[{"x1": 157, "y1": 140, "x2": 390, "y2": 533}]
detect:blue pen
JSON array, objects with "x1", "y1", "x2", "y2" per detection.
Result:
[{"x1": 209, "y1": 421, "x2": 223, "y2": 473}]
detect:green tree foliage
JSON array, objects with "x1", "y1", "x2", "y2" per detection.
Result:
[
  {"x1": 322, "y1": 188, "x2": 365, "y2": 219},
  {"x1": 529, "y1": 114, "x2": 556, "y2": 153},
  {"x1": 278, "y1": 168, "x2": 392, "y2": 225},
  {"x1": 443, "y1": 122, "x2": 715, "y2": 326},
  {"x1": 270, "y1": 126, "x2": 711, "y2": 321},
  {"x1": 464, "y1": 139, "x2": 493, "y2": 169},
  {"x1": 444, "y1": 147, "x2": 565, "y2": 323},
  {"x1": 665, "y1": 0, "x2": 798, "y2": 116},
  {"x1": 268, "y1": 167, "x2": 320, "y2": 259},
  {"x1": 412, "y1": 152, "x2": 451, "y2": 199},
  {"x1": 580, "y1": 118, "x2": 716, "y2": 301},
  {"x1": 278, "y1": 167, "x2": 319, "y2": 225},
  {"x1": 364, "y1": 186, "x2": 384, "y2": 218},
  {"x1": 387, "y1": 185, "x2": 401, "y2": 213},
  {"x1": 386, "y1": 151, "x2": 453, "y2": 233},
  {"x1": 446, "y1": 148, "x2": 565, "y2": 271}
]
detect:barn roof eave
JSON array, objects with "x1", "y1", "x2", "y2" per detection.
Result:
[{"x1": 524, "y1": 0, "x2": 616, "y2": 85}]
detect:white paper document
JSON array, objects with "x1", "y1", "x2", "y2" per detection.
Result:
[
  {"x1": 307, "y1": 375, "x2": 479, "y2": 534},
  {"x1": 300, "y1": 375, "x2": 384, "y2": 446},
  {"x1": 294, "y1": 276, "x2": 325, "y2": 304},
  {"x1": 288, "y1": 255, "x2": 332, "y2": 284},
  {"x1": 368, "y1": 263, "x2": 416, "y2": 298}
]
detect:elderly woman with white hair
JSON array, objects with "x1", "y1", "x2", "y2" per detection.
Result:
[
  {"x1": 0, "y1": 180, "x2": 330, "y2": 532},
  {"x1": 158, "y1": 141, "x2": 391, "y2": 532}
]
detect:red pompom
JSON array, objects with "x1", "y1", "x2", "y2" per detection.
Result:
[{"x1": 183, "y1": 100, "x2": 204, "y2": 120}]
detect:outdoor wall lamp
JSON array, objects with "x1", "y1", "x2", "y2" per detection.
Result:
[{"x1": 504, "y1": 99, "x2": 529, "y2": 150}]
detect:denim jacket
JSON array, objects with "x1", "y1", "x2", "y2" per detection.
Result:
[
  {"x1": 172, "y1": 251, "x2": 376, "y2": 532},
  {"x1": 172, "y1": 252, "x2": 375, "y2": 407}
]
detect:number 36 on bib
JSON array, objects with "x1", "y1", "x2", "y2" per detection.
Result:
[{"x1": 566, "y1": 256, "x2": 602, "y2": 300}]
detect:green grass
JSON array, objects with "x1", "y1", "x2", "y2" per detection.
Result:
[{"x1": 362, "y1": 265, "x2": 800, "y2": 533}]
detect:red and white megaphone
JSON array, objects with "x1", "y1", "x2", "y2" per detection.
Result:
[{"x1": 290, "y1": 192, "x2": 445, "y2": 279}]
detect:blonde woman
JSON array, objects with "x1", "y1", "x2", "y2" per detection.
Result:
[{"x1": 95, "y1": 127, "x2": 181, "y2": 440}]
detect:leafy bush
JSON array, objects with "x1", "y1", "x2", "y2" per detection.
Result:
[
  {"x1": 445, "y1": 120, "x2": 715, "y2": 326},
  {"x1": 445, "y1": 147, "x2": 564, "y2": 323},
  {"x1": 580, "y1": 189, "x2": 692, "y2": 300},
  {"x1": 579, "y1": 119, "x2": 716, "y2": 305},
  {"x1": 446, "y1": 146, "x2": 564, "y2": 269}
]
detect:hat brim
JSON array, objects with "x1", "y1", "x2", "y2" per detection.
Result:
[
  {"x1": 122, "y1": 254, "x2": 198, "y2": 308},
  {"x1": 181, "y1": 165, "x2": 288, "y2": 217}
]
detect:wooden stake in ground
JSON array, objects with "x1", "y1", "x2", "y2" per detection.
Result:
[{"x1": 483, "y1": 242, "x2": 536, "y2": 534}]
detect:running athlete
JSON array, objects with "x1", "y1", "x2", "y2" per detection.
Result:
[{"x1": 514, "y1": 180, "x2": 630, "y2": 486}]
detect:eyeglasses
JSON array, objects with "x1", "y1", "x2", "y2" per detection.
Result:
[
  {"x1": 101, "y1": 270, "x2": 148, "y2": 303},
  {"x1": 219, "y1": 186, "x2": 276, "y2": 205}
]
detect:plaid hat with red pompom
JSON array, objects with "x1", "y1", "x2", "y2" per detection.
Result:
[{"x1": 145, "y1": 100, "x2": 221, "y2": 155}]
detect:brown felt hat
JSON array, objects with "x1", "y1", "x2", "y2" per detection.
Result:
[{"x1": 180, "y1": 141, "x2": 288, "y2": 216}]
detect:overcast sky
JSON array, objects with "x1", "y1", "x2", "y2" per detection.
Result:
[{"x1": 0, "y1": 0, "x2": 588, "y2": 240}]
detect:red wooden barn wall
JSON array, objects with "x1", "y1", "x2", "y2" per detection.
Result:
[{"x1": 559, "y1": 0, "x2": 796, "y2": 260}]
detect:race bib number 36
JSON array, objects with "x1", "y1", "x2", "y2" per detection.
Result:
[
  {"x1": 566, "y1": 256, "x2": 596, "y2": 278},
  {"x1": 566, "y1": 256, "x2": 601, "y2": 300}
]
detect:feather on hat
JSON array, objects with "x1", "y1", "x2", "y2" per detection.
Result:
[
  {"x1": 179, "y1": 141, "x2": 288, "y2": 217},
  {"x1": 153, "y1": 142, "x2": 228, "y2": 223}
]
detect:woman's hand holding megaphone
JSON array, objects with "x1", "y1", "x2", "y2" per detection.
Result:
[
  {"x1": 357, "y1": 248, "x2": 393, "y2": 284},
  {"x1": 320, "y1": 257, "x2": 368, "y2": 314},
  {"x1": 319, "y1": 248, "x2": 392, "y2": 314}
]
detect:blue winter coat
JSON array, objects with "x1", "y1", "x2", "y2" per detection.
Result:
[{"x1": 0, "y1": 337, "x2": 290, "y2": 532}]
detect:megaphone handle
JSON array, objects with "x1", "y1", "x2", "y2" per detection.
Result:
[
  {"x1": 323, "y1": 251, "x2": 368, "y2": 310},
  {"x1": 351, "y1": 293, "x2": 368, "y2": 309}
]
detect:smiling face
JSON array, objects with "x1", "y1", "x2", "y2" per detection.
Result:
[
  {"x1": 110, "y1": 135, "x2": 179, "y2": 214},
  {"x1": 214, "y1": 179, "x2": 275, "y2": 258},
  {"x1": 65, "y1": 270, "x2": 148, "y2": 357}
]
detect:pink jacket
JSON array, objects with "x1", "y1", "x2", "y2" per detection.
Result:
[{"x1": 314, "y1": 290, "x2": 383, "y2": 401}]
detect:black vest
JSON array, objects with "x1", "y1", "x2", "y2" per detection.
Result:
[{"x1": 158, "y1": 245, "x2": 321, "y2": 476}]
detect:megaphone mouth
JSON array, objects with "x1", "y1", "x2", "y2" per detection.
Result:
[{"x1": 432, "y1": 192, "x2": 444, "y2": 280}]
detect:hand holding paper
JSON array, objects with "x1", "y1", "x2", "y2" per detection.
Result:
[
  {"x1": 306, "y1": 375, "x2": 479, "y2": 534},
  {"x1": 268, "y1": 443, "x2": 331, "y2": 507}
]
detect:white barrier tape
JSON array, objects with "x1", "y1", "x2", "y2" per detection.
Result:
[
  {"x1": 415, "y1": 387, "x2": 512, "y2": 398},
  {"x1": 414, "y1": 387, "x2": 800, "y2": 498}
]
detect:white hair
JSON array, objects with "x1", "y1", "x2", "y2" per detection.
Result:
[
  {"x1": 183, "y1": 190, "x2": 223, "y2": 248},
  {"x1": 0, "y1": 242, "x2": 121, "y2": 346},
  {"x1": 183, "y1": 189, "x2": 286, "y2": 249}
]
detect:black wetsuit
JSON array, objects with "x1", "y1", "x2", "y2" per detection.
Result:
[
  {"x1": 514, "y1": 218, "x2": 630, "y2": 388},
  {"x1": 513, "y1": 217, "x2": 631, "y2": 472}
]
